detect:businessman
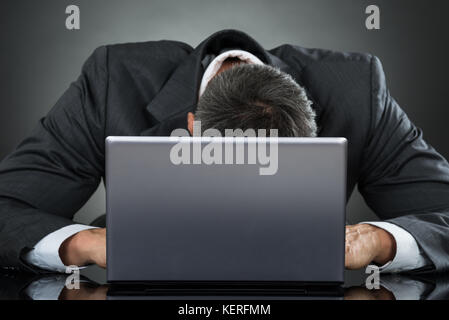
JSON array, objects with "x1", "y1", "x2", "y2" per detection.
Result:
[{"x1": 0, "y1": 29, "x2": 448, "y2": 274}]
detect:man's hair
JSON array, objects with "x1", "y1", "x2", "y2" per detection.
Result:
[{"x1": 195, "y1": 64, "x2": 317, "y2": 137}]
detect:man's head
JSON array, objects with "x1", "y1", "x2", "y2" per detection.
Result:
[{"x1": 191, "y1": 63, "x2": 317, "y2": 137}]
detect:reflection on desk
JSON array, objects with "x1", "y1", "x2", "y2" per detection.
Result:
[{"x1": 1, "y1": 270, "x2": 448, "y2": 300}]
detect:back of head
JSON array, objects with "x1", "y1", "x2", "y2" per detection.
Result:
[{"x1": 196, "y1": 64, "x2": 317, "y2": 137}]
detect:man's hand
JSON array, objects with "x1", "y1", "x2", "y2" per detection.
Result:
[
  {"x1": 345, "y1": 224, "x2": 396, "y2": 270},
  {"x1": 57, "y1": 224, "x2": 395, "y2": 270},
  {"x1": 59, "y1": 228, "x2": 106, "y2": 269}
]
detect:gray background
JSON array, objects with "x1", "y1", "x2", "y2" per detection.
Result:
[{"x1": 1, "y1": 0, "x2": 448, "y2": 227}]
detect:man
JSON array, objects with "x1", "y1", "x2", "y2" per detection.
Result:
[{"x1": 0, "y1": 29, "x2": 448, "y2": 274}]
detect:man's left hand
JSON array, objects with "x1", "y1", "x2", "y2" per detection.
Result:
[{"x1": 345, "y1": 224, "x2": 396, "y2": 270}]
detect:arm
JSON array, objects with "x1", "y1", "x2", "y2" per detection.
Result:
[
  {"x1": 0, "y1": 46, "x2": 108, "y2": 272},
  {"x1": 355, "y1": 56, "x2": 449, "y2": 272}
]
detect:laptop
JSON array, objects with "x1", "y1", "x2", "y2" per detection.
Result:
[{"x1": 106, "y1": 136, "x2": 347, "y2": 296}]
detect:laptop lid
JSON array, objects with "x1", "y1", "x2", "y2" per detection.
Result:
[{"x1": 106, "y1": 137, "x2": 347, "y2": 284}]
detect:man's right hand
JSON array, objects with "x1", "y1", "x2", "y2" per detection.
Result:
[{"x1": 59, "y1": 228, "x2": 106, "y2": 268}]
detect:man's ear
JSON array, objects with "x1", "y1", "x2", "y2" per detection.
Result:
[{"x1": 187, "y1": 112, "x2": 195, "y2": 136}]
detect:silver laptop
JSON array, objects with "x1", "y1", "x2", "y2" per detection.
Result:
[{"x1": 106, "y1": 136, "x2": 347, "y2": 288}]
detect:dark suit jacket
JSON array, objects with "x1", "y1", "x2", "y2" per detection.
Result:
[{"x1": 1, "y1": 29, "x2": 449, "y2": 273}]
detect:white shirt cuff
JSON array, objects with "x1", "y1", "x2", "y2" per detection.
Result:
[
  {"x1": 362, "y1": 221, "x2": 428, "y2": 273},
  {"x1": 23, "y1": 224, "x2": 98, "y2": 273}
]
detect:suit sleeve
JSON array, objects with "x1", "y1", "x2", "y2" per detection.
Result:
[
  {"x1": 0, "y1": 46, "x2": 108, "y2": 272},
  {"x1": 358, "y1": 56, "x2": 449, "y2": 272}
]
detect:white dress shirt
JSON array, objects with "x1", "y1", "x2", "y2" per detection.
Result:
[{"x1": 24, "y1": 49, "x2": 428, "y2": 274}]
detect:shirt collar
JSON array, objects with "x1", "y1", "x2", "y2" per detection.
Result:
[{"x1": 199, "y1": 49, "x2": 264, "y2": 97}]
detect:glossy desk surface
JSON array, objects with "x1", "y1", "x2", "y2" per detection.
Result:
[{"x1": 1, "y1": 267, "x2": 448, "y2": 300}]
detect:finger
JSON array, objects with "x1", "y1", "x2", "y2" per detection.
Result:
[
  {"x1": 345, "y1": 232, "x2": 359, "y2": 242},
  {"x1": 345, "y1": 246, "x2": 354, "y2": 268}
]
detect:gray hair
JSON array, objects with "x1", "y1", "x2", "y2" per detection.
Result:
[{"x1": 195, "y1": 64, "x2": 317, "y2": 137}]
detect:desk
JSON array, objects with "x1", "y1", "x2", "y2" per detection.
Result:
[{"x1": 1, "y1": 268, "x2": 448, "y2": 300}]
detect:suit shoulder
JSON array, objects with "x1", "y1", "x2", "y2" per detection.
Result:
[
  {"x1": 271, "y1": 45, "x2": 378, "y2": 144},
  {"x1": 104, "y1": 40, "x2": 193, "y2": 65},
  {"x1": 270, "y1": 44, "x2": 373, "y2": 67}
]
